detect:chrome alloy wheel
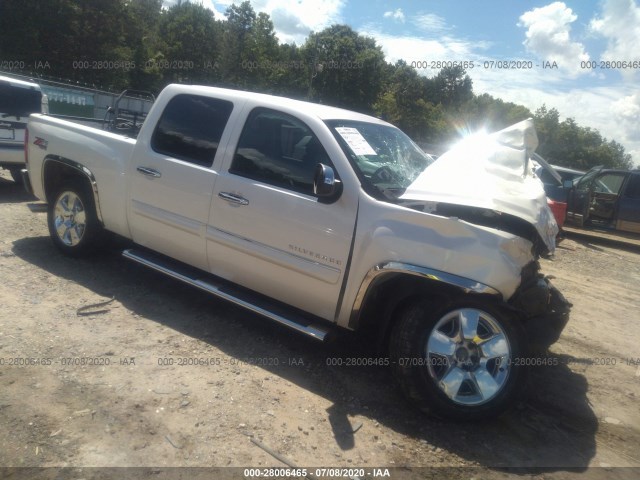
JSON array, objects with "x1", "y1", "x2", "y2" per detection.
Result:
[
  {"x1": 53, "y1": 191, "x2": 87, "y2": 247},
  {"x1": 426, "y1": 308, "x2": 511, "y2": 406}
]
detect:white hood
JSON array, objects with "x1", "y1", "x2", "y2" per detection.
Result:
[{"x1": 401, "y1": 119, "x2": 558, "y2": 252}]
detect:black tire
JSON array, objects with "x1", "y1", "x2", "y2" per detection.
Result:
[
  {"x1": 390, "y1": 298, "x2": 526, "y2": 420},
  {"x1": 47, "y1": 180, "x2": 103, "y2": 257},
  {"x1": 9, "y1": 167, "x2": 23, "y2": 185}
]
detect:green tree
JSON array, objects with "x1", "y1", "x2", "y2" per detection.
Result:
[
  {"x1": 534, "y1": 107, "x2": 632, "y2": 170},
  {"x1": 269, "y1": 43, "x2": 308, "y2": 98},
  {"x1": 219, "y1": 1, "x2": 257, "y2": 88},
  {"x1": 302, "y1": 25, "x2": 386, "y2": 112},
  {"x1": 6, "y1": 0, "x2": 135, "y2": 90},
  {"x1": 432, "y1": 65, "x2": 473, "y2": 110},
  {"x1": 63, "y1": 0, "x2": 133, "y2": 90},
  {"x1": 125, "y1": 0, "x2": 164, "y2": 91},
  {"x1": 460, "y1": 94, "x2": 532, "y2": 133},
  {"x1": 0, "y1": 1, "x2": 65, "y2": 71},
  {"x1": 533, "y1": 105, "x2": 560, "y2": 158},
  {"x1": 158, "y1": 2, "x2": 221, "y2": 85},
  {"x1": 375, "y1": 61, "x2": 447, "y2": 143}
]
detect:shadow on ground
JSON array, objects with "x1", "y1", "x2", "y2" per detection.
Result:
[
  {"x1": 12, "y1": 235, "x2": 598, "y2": 473},
  {"x1": 0, "y1": 176, "x2": 36, "y2": 204}
]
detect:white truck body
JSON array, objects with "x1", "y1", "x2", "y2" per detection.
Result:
[{"x1": 24, "y1": 84, "x2": 570, "y2": 419}]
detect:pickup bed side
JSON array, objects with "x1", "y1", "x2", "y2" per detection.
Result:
[{"x1": 27, "y1": 115, "x2": 136, "y2": 239}]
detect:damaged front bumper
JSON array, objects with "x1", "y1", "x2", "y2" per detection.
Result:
[{"x1": 510, "y1": 262, "x2": 572, "y2": 350}]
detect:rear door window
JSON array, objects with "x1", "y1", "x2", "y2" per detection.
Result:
[{"x1": 151, "y1": 94, "x2": 233, "y2": 167}]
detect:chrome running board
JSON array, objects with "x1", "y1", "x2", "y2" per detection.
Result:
[{"x1": 122, "y1": 248, "x2": 332, "y2": 341}]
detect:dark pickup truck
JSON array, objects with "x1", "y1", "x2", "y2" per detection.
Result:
[{"x1": 566, "y1": 167, "x2": 640, "y2": 234}]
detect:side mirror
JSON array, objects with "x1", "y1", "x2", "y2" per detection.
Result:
[{"x1": 313, "y1": 163, "x2": 342, "y2": 203}]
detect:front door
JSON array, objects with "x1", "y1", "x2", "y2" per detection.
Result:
[
  {"x1": 567, "y1": 166, "x2": 603, "y2": 226},
  {"x1": 588, "y1": 172, "x2": 627, "y2": 226},
  {"x1": 206, "y1": 107, "x2": 358, "y2": 320}
]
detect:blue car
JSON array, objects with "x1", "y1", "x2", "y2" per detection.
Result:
[{"x1": 566, "y1": 167, "x2": 640, "y2": 234}]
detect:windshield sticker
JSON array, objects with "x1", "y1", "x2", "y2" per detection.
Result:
[{"x1": 335, "y1": 127, "x2": 377, "y2": 156}]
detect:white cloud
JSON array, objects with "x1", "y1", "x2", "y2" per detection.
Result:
[
  {"x1": 613, "y1": 93, "x2": 640, "y2": 142},
  {"x1": 249, "y1": 0, "x2": 344, "y2": 44},
  {"x1": 412, "y1": 13, "x2": 449, "y2": 33},
  {"x1": 164, "y1": 0, "x2": 343, "y2": 44},
  {"x1": 383, "y1": 8, "x2": 405, "y2": 23},
  {"x1": 590, "y1": 0, "x2": 640, "y2": 80},
  {"x1": 202, "y1": 0, "x2": 227, "y2": 20},
  {"x1": 518, "y1": 2, "x2": 589, "y2": 76},
  {"x1": 162, "y1": 0, "x2": 227, "y2": 18},
  {"x1": 473, "y1": 82, "x2": 640, "y2": 166},
  {"x1": 363, "y1": 23, "x2": 639, "y2": 166},
  {"x1": 360, "y1": 26, "x2": 491, "y2": 68}
]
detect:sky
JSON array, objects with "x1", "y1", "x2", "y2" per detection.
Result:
[{"x1": 164, "y1": 0, "x2": 640, "y2": 166}]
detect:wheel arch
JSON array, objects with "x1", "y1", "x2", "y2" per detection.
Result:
[
  {"x1": 350, "y1": 263, "x2": 505, "y2": 353},
  {"x1": 42, "y1": 156, "x2": 103, "y2": 224}
]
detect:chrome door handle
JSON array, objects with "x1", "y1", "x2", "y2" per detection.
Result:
[
  {"x1": 136, "y1": 166, "x2": 161, "y2": 178},
  {"x1": 218, "y1": 192, "x2": 249, "y2": 206}
]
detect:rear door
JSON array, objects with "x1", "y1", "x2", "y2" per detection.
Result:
[
  {"x1": 206, "y1": 107, "x2": 358, "y2": 320},
  {"x1": 127, "y1": 93, "x2": 235, "y2": 269}
]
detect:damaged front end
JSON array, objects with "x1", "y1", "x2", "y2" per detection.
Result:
[
  {"x1": 510, "y1": 261, "x2": 572, "y2": 350},
  {"x1": 399, "y1": 119, "x2": 571, "y2": 349},
  {"x1": 400, "y1": 118, "x2": 559, "y2": 256}
]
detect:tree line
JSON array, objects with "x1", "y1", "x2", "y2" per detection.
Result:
[{"x1": 0, "y1": 0, "x2": 632, "y2": 169}]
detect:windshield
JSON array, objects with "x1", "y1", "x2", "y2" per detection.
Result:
[
  {"x1": 326, "y1": 120, "x2": 434, "y2": 200},
  {"x1": 0, "y1": 81, "x2": 42, "y2": 118}
]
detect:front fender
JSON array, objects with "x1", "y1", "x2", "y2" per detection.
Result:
[{"x1": 349, "y1": 261, "x2": 501, "y2": 330}]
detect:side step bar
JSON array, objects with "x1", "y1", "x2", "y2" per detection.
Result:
[{"x1": 122, "y1": 249, "x2": 332, "y2": 342}]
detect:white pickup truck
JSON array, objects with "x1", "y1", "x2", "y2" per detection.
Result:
[{"x1": 23, "y1": 84, "x2": 570, "y2": 420}]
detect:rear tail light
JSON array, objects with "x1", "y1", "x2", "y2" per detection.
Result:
[{"x1": 24, "y1": 127, "x2": 29, "y2": 165}]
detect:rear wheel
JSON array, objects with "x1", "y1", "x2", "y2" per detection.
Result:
[
  {"x1": 390, "y1": 299, "x2": 525, "y2": 420},
  {"x1": 48, "y1": 180, "x2": 103, "y2": 256}
]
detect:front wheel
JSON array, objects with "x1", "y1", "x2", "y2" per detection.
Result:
[
  {"x1": 47, "y1": 180, "x2": 103, "y2": 257},
  {"x1": 390, "y1": 299, "x2": 525, "y2": 420}
]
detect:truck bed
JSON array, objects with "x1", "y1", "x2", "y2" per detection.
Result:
[{"x1": 27, "y1": 114, "x2": 137, "y2": 238}]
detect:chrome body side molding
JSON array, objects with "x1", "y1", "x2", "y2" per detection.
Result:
[
  {"x1": 43, "y1": 155, "x2": 104, "y2": 223},
  {"x1": 349, "y1": 261, "x2": 501, "y2": 329}
]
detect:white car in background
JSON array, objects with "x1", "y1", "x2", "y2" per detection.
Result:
[{"x1": 0, "y1": 75, "x2": 48, "y2": 183}]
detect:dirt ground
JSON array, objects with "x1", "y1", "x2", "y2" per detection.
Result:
[{"x1": 1, "y1": 170, "x2": 639, "y2": 480}]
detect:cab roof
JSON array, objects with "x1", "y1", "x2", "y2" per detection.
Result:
[{"x1": 171, "y1": 83, "x2": 391, "y2": 125}]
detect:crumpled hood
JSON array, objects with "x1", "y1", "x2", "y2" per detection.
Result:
[{"x1": 400, "y1": 119, "x2": 558, "y2": 253}]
